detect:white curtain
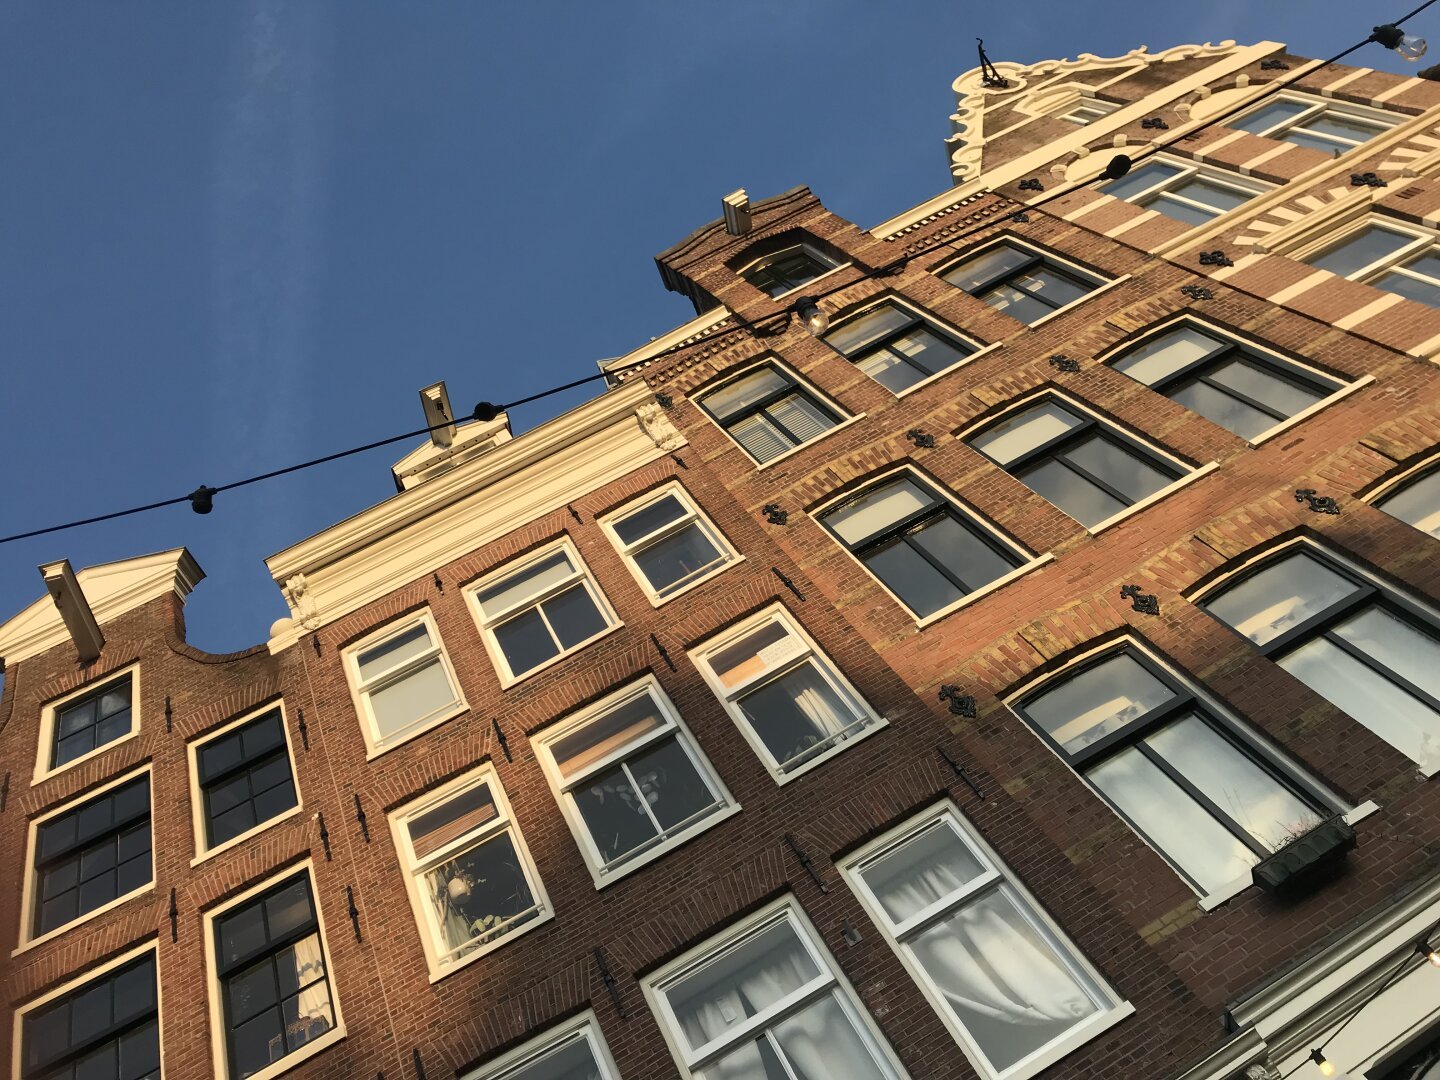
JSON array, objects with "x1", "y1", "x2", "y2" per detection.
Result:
[{"x1": 677, "y1": 937, "x2": 814, "y2": 1049}]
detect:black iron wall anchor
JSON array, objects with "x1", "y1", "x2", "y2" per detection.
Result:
[
  {"x1": 1180, "y1": 283, "x2": 1215, "y2": 301},
  {"x1": 1049, "y1": 355, "x2": 1081, "y2": 373},
  {"x1": 937, "y1": 746, "x2": 986, "y2": 800},
  {"x1": 906, "y1": 429, "x2": 936, "y2": 449},
  {"x1": 0, "y1": 771, "x2": 9, "y2": 814},
  {"x1": 671, "y1": 452, "x2": 688, "y2": 470},
  {"x1": 432, "y1": 571, "x2": 444, "y2": 593},
  {"x1": 1018, "y1": 177, "x2": 1044, "y2": 192},
  {"x1": 1198, "y1": 250, "x2": 1234, "y2": 267},
  {"x1": 938, "y1": 685, "x2": 977, "y2": 718},
  {"x1": 347, "y1": 886, "x2": 362, "y2": 942},
  {"x1": 772, "y1": 567, "x2": 807, "y2": 602},
  {"x1": 413, "y1": 1049, "x2": 426, "y2": 1080},
  {"x1": 762, "y1": 503, "x2": 788, "y2": 526},
  {"x1": 784, "y1": 833, "x2": 829, "y2": 892},
  {"x1": 1351, "y1": 172, "x2": 1387, "y2": 188},
  {"x1": 316, "y1": 812, "x2": 332, "y2": 860},
  {"x1": 1119, "y1": 584, "x2": 1161, "y2": 616},
  {"x1": 168, "y1": 888, "x2": 178, "y2": 942},
  {"x1": 1295, "y1": 488, "x2": 1341, "y2": 515},
  {"x1": 296, "y1": 708, "x2": 310, "y2": 751},
  {"x1": 593, "y1": 948, "x2": 627, "y2": 1017},
  {"x1": 1141, "y1": 117, "x2": 1170, "y2": 130},
  {"x1": 655, "y1": 391, "x2": 674, "y2": 409},
  {"x1": 353, "y1": 794, "x2": 370, "y2": 843},
  {"x1": 1009, "y1": 210, "x2": 1030, "y2": 223},
  {"x1": 164, "y1": 695, "x2": 172, "y2": 732},
  {"x1": 491, "y1": 717, "x2": 513, "y2": 762},
  {"x1": 311, "y1": 635, "x2": 322, "y2": 657},
  {"x1": 650, "y1": 632, "x2": 676, "y2": 672}
]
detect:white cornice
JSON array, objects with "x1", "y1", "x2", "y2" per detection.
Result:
[{"x1": 600, "y1": 307, "x2": 734, "y2": 382}]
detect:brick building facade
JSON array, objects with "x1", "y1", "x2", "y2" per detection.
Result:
[{"x1": 7, "y1": 36, "x2": 1440, "y2": 1080}]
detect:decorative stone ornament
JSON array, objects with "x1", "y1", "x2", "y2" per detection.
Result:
[
  {"x1": 1120, "y1": 584, "x2": 1160, "y2": 615},
  {"x1": 1295, "y1": 489, "x2": 1341, "y2": 515},
  {"x1": 938, "y1": 685, "x2": 978, "y2": 718}
]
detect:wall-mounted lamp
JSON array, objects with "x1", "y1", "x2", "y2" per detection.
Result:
[
  {"x1": 1372, "y1": 23, "x2": 1427, "y2": 60},
  {"x1": 792, "y1": 297, "x2": 829, "y2": 335}
]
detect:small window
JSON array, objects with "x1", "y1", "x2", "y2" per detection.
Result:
[
  {"x1": 602, "y1": 483, "x2": 739, "y2": 603},
  {"x1": 26, "y1": 770, "x2": 152, "y2": 941},
  {"x1": 1199, "y1": 543, "x2": 1440, "y2": 771},
  {"x1": 644, "y1": 899, "x2": 906, "y2": 1080},
  {"x1": 740, "y1": 243, "x2": 839, "y2": 298},
  {"x1": 1376, "y1": 463, "x2": 1440, "y2": 539},
  {"x1": 697, "y1": 363, "x2": 845, "y2": 465},
  {"x1": 967, "y1": 396, "x2": 1185, "y2": 528},
  {"x1": 42, "y1": 670, "x2": 135, "y2": 776},
  {"x1": 693, "y1": 606, "x2": 883, "y2": 781},
  {"x1": 19, "y1": 948, "x2": 161, "y2": 1080},
  {"x1": 209, "y1": 871, "x2": 340, "y2": 1079},
  {"x1": 1108, "y1": 324, "x2": 1342, "y2": 440},
  {"x1": 819, "y1": 473, "x2": 1025, "y2": 619},
  {"x1": 1231, "y1": 95, "x2": 1395, "y2": 153},
  {"x1": 1100, "y1": 158, "x2": 1268, "y2": 226},
  {"x1": 468, "y1": 541, "x2": 618, "y2": 683},
  {"x1": 345, "y1": 610, "x2": 465, "y2": 753},
  {"x1": 843, "y1": 803, "x2": 1128, "y2": 1079},
  {"x1": 940, "y1": 242, "x2": 1103, "y2": 325},
  {"x1": 536, "y1": 678, "x2": 735, "y2": 882},
  {"x1": 1013, "y1": 646, "x2": 1333, "y2": 895},
  {"x1": 192, "y1": 706, "x2": 300, "y2": 854},
  {"x1": 822, "y1": 302, "x2": 977, "y2": 393},
  {"x1": 461, "y1": 1012, "x2": 622, "y2": 1080},
  {"x1": 1058, "y1": 99, "x2": 1114, "y2": 125},
  {"x1": 390, "y1": 765, "x2": 549, "y2": 977},
  {"x1": 1307, "y1": 221, "x2": 1440, "y2": 308}
]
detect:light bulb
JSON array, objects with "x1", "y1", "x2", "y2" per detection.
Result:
[
  {"x1": 1311, "y1": 1049, "x2": 1336, "y2": 1077},
  {"x1": 793, "y1": 298, "x2": 830, "y2": 336},
  {"x1": 1427, "y1": 946, "x2": 1440, "y2": 967},
  {"x1": 1374, "y1": 24, "x2": 1428, "y2": 61},
  {"x1": 1398, "y1": 33, "x2": 1429, "y2": 61}
]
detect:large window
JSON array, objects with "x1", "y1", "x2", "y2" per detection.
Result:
[
  {"x1": 41, "y1": 669, "x2": 135, "y2": 776},
  {"x1": 469, "y1": 541, "x2": 618, "y2": 684},
  {"x1": 1099, "y1": 158, "x2": 1267, "y2": 226},
  {"x1": 344, "y1": 610, "x2": 465, "y2": 753},
  {"x1": 1307, "y1": 221, "x2": 1440, "y2": 307},
  {"x1": 643, "y1": 898, "x2": 907, "y2": 1080},
  {"x1": 739, "y1": 243, "x2": 840, "y2": 298},
  {"x1": 842, "y1": 804, "x2": 1128, "y2": 1080},
  {"x1": 698, "y1": 363, "x2": 845, "y2": 465},
  {"x1": 192, "y1": 706, "x2": 300, "y2": 855},
  {"x1": 390, "y1": 765, "x2": 549, "y2": 977},
  {"x1": 940, "y1": 242, "x2": 1103, "y2": 325},
  {"x1": 26, "y1": 770, "x2": 152, "y2": 941},
  {"x1": 822, "y1": 302, "x2": 977, "y2": 394},
  {"x1": 1376, "y1": 463, "x2": 1440, "y2": 539},
  {"x1": 602, "y1": 483, "x2": 739, "y2": 603},
  {"x1": 1198, "y1": 543, "x2": 1440, "y2": 771},
  {"x1": 819, "y1": 472, "x2": 1025, "y2": 619},
  {"x1": 694, "y1": 606, "x2": 883, "y2": 782},
  {"x1": 967, "y1": 396, "x2": 1185, "y2": 528},
  {"x1": 536, "y1": 678, "x2": 735, "y2": 884},
  {"x1": 207, "y1": 870, "x2": 340, "y2": 1080},
  {"x1": 1108, "y1": 323, "x2": 1341, "y2": 440},
  {"x1": 1012, "y1": 646, "x2": 1333, "y2": 895},
  {"x1": 19, "y1": 947, "x2": 160, "y2": 1080},
  {"x1": 1230, "y1": 96, "x2": 1395, "y2": 153},
  {"x1": 461, "y1": 1012, "x2": 622, "y2": 1080}
]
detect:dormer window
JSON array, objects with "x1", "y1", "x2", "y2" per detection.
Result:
[
  {"x1": 740, "y1": 243, "x2": 840, "y2": 298},
  {"x1": 1058, "y1": 98, "x2": 1115, "y2": 125}
]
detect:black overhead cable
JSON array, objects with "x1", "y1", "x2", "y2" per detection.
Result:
[{"x1": 2, "y1": 3, "x2": 1434, "y2": 549}]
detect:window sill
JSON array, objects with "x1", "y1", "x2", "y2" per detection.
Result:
[
  {"x1": 14, "y1": 881, "x2": 155, "y2": 956},
  {"x1": 771, "y1": 716, "x2": 889, "y2": 786},
  {"x1": 753, "y1": 414, "x2": 868, "y2": 472},
  {"x1": 427, "y1": 910, "x2": 555, "y2": 984},
  {"x1": 1020, "y1": 274, "x2": 1132, "y2": 333},
  {"x1": 893, "y1": 343, "x2": 1004, "y2": 399},
  {"x1": 647, "y1": 557, "x2": 746, "y2": 608},
  {"x1": 1087, "y1": 461, "x2": 1220, "y2": 536},
  {"x1": 493, "y1": 622, "x2": 626, "y2": 691},
  {"x1": 915, "y1": 554, "x2": 1055, "y2": 629},
  {"x1": 1247, "y1": 374, "x2": 1375, "y2": 446},
  {"x1": 32, "y1": 729, "x2": 140, "y2": 787},
  {"x1": 992, "y1": 1001, "x2": 1137, "y2": 1080},
  {"x1": 191, "y1": 803, "x2": 305, "y2": 867},
  {"x1": 590, "y1": 803, "x2": 744, "y2": 890},
  {"x1": 363, "y1": 700, "x2": 471, "y2": 761},
  {"x1": 765, "y1": 262, "x2": 854, "y2": 303},
  {"x1": 235, "y1": 1024, "x2": 347, "y2": 1080}
]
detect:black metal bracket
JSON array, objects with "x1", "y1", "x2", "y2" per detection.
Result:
[
  {"x1": 594, "y1": 948, "x2": 627, "y2": 1017},
  {"x1": 491, "y1": 717, "x2": 512, "y2": 762},
  {"x1": 1351, "y1": 172, "x2": 1387, "y2": 188},
  {"x1": 354, "y1": 794, "x2": 370, "y2": 843},
  {"x1": 906, "y1": 429, "x2": 936, "y2": 449},
  {"x1": 938, "y1": 747, "x2": 986, "y2": 800},
  {"x1": 784, "y1": 833, "x2": 829, "y2": 892},
  {"x1": 0, "y1": 771, "x2": 9, "y2": 814},
  {"x1": 762, "y1": 503, "x2": 788, "y2": 526},
  {"x1": 773, "y1": 568, "x2": 806, "y2": 601},
  {"x1": 1261, "y1": 57, "x2": 1290, "y2": 70},
  {"x1": 656, "y1": 391, "x2": 674, "y2": 409},
  {"x1": 317, "y1": 812, "x2": 332, "y2": 860},
  {"x1": 347, "y1": 886, "x2": 362, "y2": 942},
  {"x1": 1018, "y1": 177, "x2": 1044, "y2": 192},
  {"x1": 1141, "y1": 117, "x2": 1170, "y2": 130},
  {"x1": 671, "y1": 452, "x2": 687, "y2": 470},
  {"x1": 651, "y1": 632, "x2": 676, "y2": 672},
  {"x1": 938, "y1": 685, "x2": 977, "y2": 718},
  {"x1": 1009, "y1": 210, "x2": 1030, "y2": 223},
  {"x1": 164, "y1": 695, "x2": 172, "y2": 733},
  {"x1": 296, "y1": 708, "x2": 309, "y2": 751},
  {"x1": 1295, "y1": 489, "x2": 1341, "y2": 515},
  {"x1": 1120, "y1": 584, "x2": 1160, "y2": 615},
  {"x1": 568, "y1": 504, "x2": 583, "y2": 523},
  {"x1": 413, "y1": 1049, "x2": 426, "y2": 1080},
  {"x1": 1199, "y1": 250, "x2": 1233, "y2": 267},
  {"x1": 432, "y1": 572, "x2": 444, "y2": 593},
  {"x1": 1049, "y1": 355, "x2": 1080, "y2": 374},
  {"x1": 1180, "y1": 283, "x2": 1214, "y2": 301},
  {"x1": 311, "y1": 635, "x2": 322, "y2": 657},
  {"x1": 977, "y1": 38, "x2": 1010, "y2": 88},
  {"x1": 169, "y1": 888, "x2": 178, "y2": 942}
]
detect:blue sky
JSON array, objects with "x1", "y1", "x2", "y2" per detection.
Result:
[{"x1": 0, "y1": 1, "x2": 1428, "y2": 653}]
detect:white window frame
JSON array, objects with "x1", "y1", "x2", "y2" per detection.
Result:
[
  {"x1": 534, "y1": 675, "x2": 739, "y2": 888},
  {"x1": 823, "y1": 296, "x2": 987, "y2": 397},
  {"x1": 341, "y1": 608, "x2": 467, "y2": 758},
  {"x1": 1101, "y1": 154, "x2": 1270, "y2": 225},
  {"x1": 841, "y1": 801, "x2": 1133, "y2": 1080},
  {"x1": 1230, "y1": 92, "x2": 1397, "y2": 152},
  {"x1": 465, "y1": 537, "x2": 621, "y2": 688},
  {"x1": 696, "y1": 357, "x2": 862, "y2": 471},
  {"x1": 16, "y1": 763, "x2": 155, "y2": 953},
  {"x1": 388, "y1": 763, "x2": 552, "y2": 982},
  {"x1": 691, "y1": 603, "x2": 886, "y2": 784},
  {"x1": 1056, "y1": 98, "x2": 1116, "y2": 125},
  {"x1": 459, "y1": 1009, "x2": 621, "y2": 1080},
  {"x1": 641, "y1": 895, "x2": 910, "y2": 1080},
  {"x1": 599, "y1": 482, "x2": 742, "y2": 606},
  {"x1": 1306, "y1": 216, "x2": 1440, "y2": 296},
  {"x1": 736, "y1": 241, "x2": 851, "y2": 301},
  {"x1": 33, "y1": 663, "x2": 141, "y2": 785},
  {"x1": 201, "y1": 860, "x2": 346, "y2": 1080},
  {"x1": 187, "y1": 700, "x2": 304, "y2": 865},
  {"x1": 12, "y1": 940, "x2": 164, "y2": 1080}
]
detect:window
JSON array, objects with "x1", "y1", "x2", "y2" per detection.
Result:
[
  {"x1": 537, "y1": 678, "x2": 735, "y2": 883},
  {"x1": 390, "y1": 765, "x2": 549, "y2": 977},
  {"x1": 1376, "y1": 464, "x2": 1440, "y2": 539},
  {"x1": 1307, "y1": 221, "x2": 1440, "y2": 307},
  {"x1": 1013, "y1": 646, "x2": 1332, "y2": 895},
  {"x1": 822, "y1": 302, "x2": 977, "y2": 393},
  {"x1": 192, "y1": 706, "x2": 300, "y2": 855},
  {"x1": 693, "y1": 606, "x2": 883, "y2": 781},
  {"x1": 468, "y1": 541, "x2": 617, "y2": 683},
  {"x1": 460, "y1": 1012, "x2": 622, "y2": 1080},
  {"x1": 26, "y1": 770, "x2": 152, "y2": 941},
  {"x1": 19, "y1": 947, "x2": 161, "y2": 1080},
  {"x1": 602, "y1": 484, "x2": 739, "y2": 603},
  {"x1": 643, "y1": 899, "x2": 907, "y2": 1080},
  {"x1": 698, "y1": 363, "x2": 845, "y2": 465},
  {"x1": 967, "y1": 396, "x2": 1185, "y2": 528},
  {"x1": 1108, "y1": 323, "x2": 1342, "y2": 440},
  {"x1": 1099, "y1": 158, "x2": 1267, "y2": 226},
  {"x1": 208, "y1": 870, "x2": 340, "y2": 1080},
  {"x1": 940, "y1": 242, "x2": 1103, "y2": 325},
  {"x1": 1198, "y1": 543, "x2": 1440, "y2": 771},
  {"x1": 843, "y1": 804, "x2": 1128, "y2": 1080},
  {"x1": 41, "y1": 669, "x2": 136, "y2": 776},
  {"x1": 1230, "y1": 96, "x2": 1395, "y2": 153},
  {"x1": 344, "y1": 610, "x2": 465, "y2": 753},
  {"x1": 819, "y1": 473, "x2": 1025, "y2": 619},
  {"x1": 740, "y1": 243, "x2": 840, "y2": 298},
  {"x1": 1058, "y1": 99, "x2": 1115, "y2": 125}
]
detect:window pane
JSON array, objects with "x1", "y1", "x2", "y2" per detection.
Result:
[
  {"x1": 1149, "y1": 193, "x2": 1220, "y2": 226},
  {"x1": 504, "y1": 1036, "x2": 608, "y2": 1080},
  {"x1": 1203, "y1": 551, "x2": 1362, "y2": 646},
  {"x1": 552, "y1": 696, "x2": 668, "y2": 779},
  {"x1": 425, "y1": 832, "x2": 538, "y2": 956},
  {"x1": 1101, "y1": 161, "x2": 1184, "y2": 201},
  {"x1": 612, "y1": 494, "x2": 688, "y2": 547},
  {"x1": 1170, "y1": 379, "x2": 1281, "y2": 440},
  {"x1": 1061, "y1": 434, "x2": 1173, "y2": 503},
  {"x1": 1377, "y1": 469, "x2": 1440, "y2": 538},
  {"x1": 739, "y1": 664, "x2": 866, "y2": 769},
  {"x1": 409, "y1": 783, "x2": 499, "y2": 859},
  {"x1": 1373, "y1": 268, "x2": 1440, "y2": 307},
  {"x1": 887, "y1": 327, "x2": 970, "y2": 376},
  {"x1": 970, "y1": 402, "x2": 1084, "y2": 466},
  {"x1": 864, "y1": 538, "x2": 965, "y2": 618},
  {"x1": 494, "y1": 609, "x2": 561, "y2": 675},
  {"x1": 910, "y1": 888, "x2": 1100, "y2": 1073},
  {"x1": 826, "y1": 479, "x2": 934, "y2": 546},
  {"x1": 1231, "y1": 99, "x2": 1310, "y2": 134},
  {"x1": 1303, "y1": 113, "x2": 1387, "y2": 143},
  {"x1": 729, "y1": 412, "x2": 796, "y2": 463},
  {"x1": 1022, "y1": 652, "x2": 1176, "y2": 753},
  {"x1": 1017, "y1": 268, "x2": 1091, "y2": 310},
  {"x1": 574, "y1": 765, "x2": 661, "y2": 864},
  {"x1": 981, "y1": 284, "x2": 1053, "y2": 325},
  {"x1": 1310, "y1": 225, "x2": 1415, "y2": 277},
  {"x1": 745, "y1": 248, "x2": 831, "y2": 297},
  {"x1": 709, "y1": 622, "x2": 804, "y2": 690},
  {"x1": 856, "y1": 350, "x2": 926, "y2": 394},
  {"x1": 943, "y1": 245, "x2": 1033, "y2": 292},
  {"x1": 770, "y1": 993, "x2": 891, "y2": 1080},
  {"x1": 1022, "y1": 458, "x2": 1127, "y2": 526},
  {"x1": 766, "y1": 393, "x2": 837, "y2": 446},
  {"x1": 1335, "y1": 605, "x2": 1440, "y2": 705},
  {"x1": 860, "y1": 822, "x2": 987, "y2": 924},
  {"x1": 705, "y1": 1038, "x2": 791, "y2": 1080},
  {"x1": 478, "y1": 552, "x2": 576, "y2": 619},
  {"x1": 634, "y1": 524, "x2": 727, "y2": 596},
  {"x1": 367, "y1": 656, "x2": 457, "y2": 738},
  {"x1": 1112, "y1": 327, "x2": 1221, "y2": 386},
  {"x1": 357, "y1": 623, "x2": 433, "y2": 683},
  {"x1": 543, "y1": 584, "x2": 609, "y2": 650},
  {"x1": 52, "y1": 678, "x2": 133, "y2": 768},
  {"x1": 628, "y1": 736, "x2": 718, "y2": 833},
  {"x1": 1206, "y1": 358, "x2": 1326, "y2": 418},
  {"x1": 824, "y1": 306, "x2": 914, "y2": 356},
  {"x1": 705, "y1": 368, "x2": 792, "y2": 420},
  {"x1": 910, "y1": 513, "x2": 1017, "y2": 593},
  {"x1": 1171, "y1": 177, "x2": 1252, "y2": 214}
]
